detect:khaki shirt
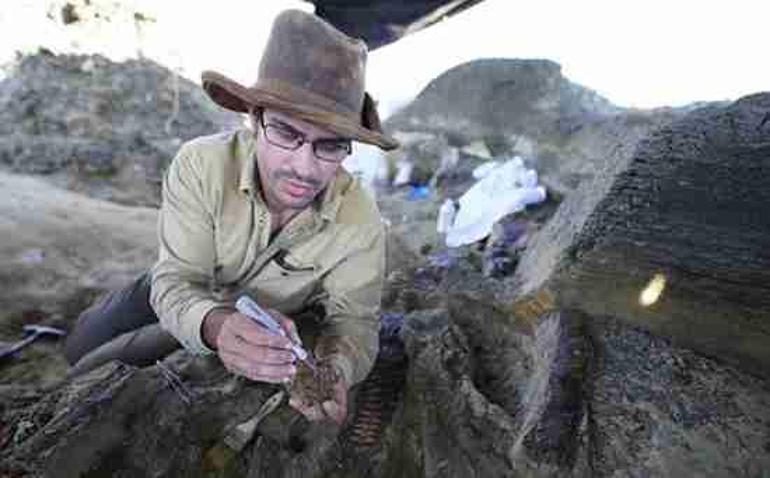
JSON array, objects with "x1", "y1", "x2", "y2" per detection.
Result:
[{"x1": 150, "y1": 129, "x2": 385, "y2": 385}]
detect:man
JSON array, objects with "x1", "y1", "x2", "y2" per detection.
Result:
[{"x1": 65, "y1": 9, "x2": 398, "y2": 425}]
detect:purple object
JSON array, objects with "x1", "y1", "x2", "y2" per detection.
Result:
[
  {"x1": 378, "y1": 312, "x2": 405, "y2": 360},
  {"x1": 379, "y1": 312, "x2": 404, "y2": 339},
  {"x1": 496, "y1": 219, "x2": 528, "y2": 246},
  {"x1": 427, "y1": 250, "x2": 456, "y2": 269}
]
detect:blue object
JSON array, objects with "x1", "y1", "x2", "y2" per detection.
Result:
[{"x1": 407, "y1": 184, "x2": 430, "y2": 200}]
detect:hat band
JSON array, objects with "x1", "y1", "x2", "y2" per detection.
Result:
[{"x1": 252, "y1": 78, "x2": 360, "y2": 121}]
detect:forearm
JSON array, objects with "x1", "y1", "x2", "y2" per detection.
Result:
[
  {"x1": 152, "y1": 142, "x2": 224, "y2": 354},
  {"x1": 318, "y1": 228, "x2": 385, "y2": 386},
  {"x1": 316, "y1": 317, "x2": 379, "y2": 386},
  {"x1": 150, "y1": 261, "x2": 230, "y2": 354}
]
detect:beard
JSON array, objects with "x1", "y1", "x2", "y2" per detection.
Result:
[
  {"x1": 266, "y1": 168, "x2": 324, "y2": 211},
  {"x1": 273, "y1": 168, "x2": 322, "y2": 189}
]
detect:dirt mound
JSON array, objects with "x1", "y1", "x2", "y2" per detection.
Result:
[{"x1": 0, "y1": 51, "x2": 240, "y2": 206}]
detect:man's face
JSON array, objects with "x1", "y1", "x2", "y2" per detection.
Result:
[{"x1": 253, "y1": 109, "x2": 349, "y2": 215}]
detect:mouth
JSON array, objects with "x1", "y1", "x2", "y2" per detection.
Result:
[{"x1": 282, "y1": 178, "x2": 317, "y2": 198}]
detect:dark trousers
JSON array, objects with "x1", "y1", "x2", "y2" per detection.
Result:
[{"x1": 64, "y1": 272, "x2": 180, "y2": 374}]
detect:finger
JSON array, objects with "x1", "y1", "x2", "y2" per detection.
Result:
[
  {"x1": 220, "y1": 351, "x2": 296, "y2": 383},
  {"x1": 334, "y1": 380, "x2": 348, "y2": 410},
  {"x1": 225, "y1": 315, "x2": 293, "y2": 349},
  {"x1": 226, "y1": 339, "x2": 296, "y2": 365},
  {"x1": 268, "y1": 308, "x2": 302, "y2": 345},
  {"x1": 289, "y1": 396, "x2": 303, "y2": 410},
  {"x1": 322, "y1": 400, "x2": 345, "y2": 425},
  {"x1": 289, "y1": 393, "x2": 320, "y2": 414},
  {"x1": 290, "y1": 396, "x2": 324, "y2": 421},
  {"x1": 325, "y1": 380, "x2": 347, "y2": 424},
  {"x1": 218, "y1": 323, "x2": 295, "y2": 364}
]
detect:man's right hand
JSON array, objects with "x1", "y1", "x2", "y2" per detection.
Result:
[{"x1": 202, "y1": 309, "x2": 297, "y2": 384}]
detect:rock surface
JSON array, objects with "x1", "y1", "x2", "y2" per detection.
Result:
[
  {"x1": 384, "y1": 59, "x2": 688, "y2": 197},
  {"x1": 4, "y1": 246, "x2": 769, "y2": 477},
  {"x1": 0, "y1": 51, "x2": 240, "y2": 206},
  {"x1": 387, "y1": 59, "x2": 621, "y2": 139},
  {"x1": 1, "y1": 52, "x2": 769, "y2": 478},
  {"x1": 510, "y1": 93, "x2": 770, "y2": 376}
]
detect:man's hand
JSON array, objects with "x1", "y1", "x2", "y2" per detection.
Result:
[
  {"x1": 322, "y1": 377, "x2": 349, "y2": 425},
  {"x1": 288, "y1": 364, "x2": 349, "y2": 425},
  {"x1": 202, "y1": 308, "x2": 298, "y2": 384}
]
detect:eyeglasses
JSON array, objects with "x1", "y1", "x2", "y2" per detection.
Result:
[{"x1": 257, "y1": 113, "x2": 352, "y2": 163}]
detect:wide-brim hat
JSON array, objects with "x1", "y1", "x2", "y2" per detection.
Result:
[{"x1": 202, "y1": 10, "x2": 399, "y2": 151}]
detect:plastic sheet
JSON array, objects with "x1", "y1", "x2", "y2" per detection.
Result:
[{"x1": 439, "y1": 157, "x2": 547, "y2": 247}]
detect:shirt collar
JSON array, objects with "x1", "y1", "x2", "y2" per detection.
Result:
[
  {"x1": 236, "y1": 128, "x2": 348, "y2": 223},
  {"x1": 237, "y1": 129, "x2": 258, "y2": 194}
]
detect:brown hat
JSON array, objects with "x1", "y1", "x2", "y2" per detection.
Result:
[{"x1": 202, "y1": 10, "x2": 399, "y2": 151}]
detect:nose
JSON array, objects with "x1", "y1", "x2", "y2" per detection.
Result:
[{"x1": 289, "y1": 141, "x2": 320, "y2": 180}]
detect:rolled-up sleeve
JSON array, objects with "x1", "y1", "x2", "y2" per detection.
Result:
[
  {"x1": 316, "y1": 224, "x2": 385, "y2": 386},
  {"x1": 150, "y1": 145, "x2": 226, "y2": 354}
]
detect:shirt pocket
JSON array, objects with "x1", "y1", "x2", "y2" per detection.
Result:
[
  {"x1": 271, "y1": 249, "x2": 316, "y2": 276},
  {"x1": 251, "y1": 249, "x2": 319, "y2": 312}
]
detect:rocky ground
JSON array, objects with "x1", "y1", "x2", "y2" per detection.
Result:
[
  {"x1": 1, "y1": 53, "x2": 769, "y2": 477},
  {"x1": 0, "y1": 171, "x2": 157, "y2": 388},
  {"x1": 0, "y1": 51, "x2": 240, "y2": 207}
]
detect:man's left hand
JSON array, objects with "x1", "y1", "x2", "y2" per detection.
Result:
[{"x1": 289, "y1": 372, "x2": 348, "y2": 425}]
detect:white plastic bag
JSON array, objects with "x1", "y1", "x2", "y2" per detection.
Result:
[
  {"x1": 445, "y1": 158, "x2": 546, "y2": 247},
  {"x1": 393, "y1": 160, "x2": 413, "y2": 186}
]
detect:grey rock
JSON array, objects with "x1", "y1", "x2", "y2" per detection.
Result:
[
  {"x1": 387, "y1": 59, "x2": 621, "y2": 140},
  {"x1": 0, "y1": 51, "x2": 240, "y2": 206},
  {"x1": 1, "y1": 354, "x2": 284, "y2": 478},
  {"x1": 511, "y1": 92, "x2": 770, "y2": 376},
  {"x1": 384, "y1": 59, "x2": 690, "y2": 197},
  {"x1": 589, "y1": 316, "x2": 770, "y2": 476}
]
